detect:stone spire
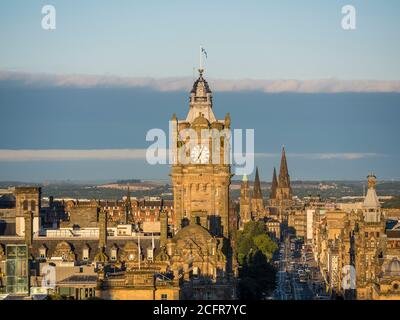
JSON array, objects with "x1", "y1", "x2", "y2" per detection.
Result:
[
  {"x1": 278, "y1": 146, "x2": 291, "y2": 188},
  {"x1": 253, "y1": 167, "x2": 263, "y2": 199},
  {"x1": 270, "y1": 167, "x2": 278, "y2": 199}
]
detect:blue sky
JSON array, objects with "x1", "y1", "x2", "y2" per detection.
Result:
[
  {"x1": 0, "y1": 1, "x2": 399, "y2": 182},
  {"x1": 1, "y1": 0, "x2": 400, "y2": 79}
]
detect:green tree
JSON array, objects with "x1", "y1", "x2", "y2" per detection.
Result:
[
  {"x1": 254, "y1": 234, "x2": 278, "y2": 261},
  {"x1": 237, "y1": 221, "x2": 278, "y2": 299}
]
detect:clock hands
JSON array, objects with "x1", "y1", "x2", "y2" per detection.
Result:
[{"x1": 197, "y1": 145, "x2": 204, "y2": 161}]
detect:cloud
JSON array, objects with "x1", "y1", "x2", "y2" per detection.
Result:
[
  {"x1": 0, "y1": 149, "x2": 147, "y2": 161},
  {"x1": 0, "y1": 149, "x2": 383, "y2": 161},
  {"x1": 1, "y1": 70, "x2": 400, "y2": 93}
]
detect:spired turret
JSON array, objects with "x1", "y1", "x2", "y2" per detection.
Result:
[
  {"x1": 270, "y1": 167, "x2": 278, "y2": 199},
  {"x1": 362, "y1": 174, "x2": 383, "y2": 223},
  {"x1": 250, "y1": 167, "x2": 265, "y2": 214},
  {"x1": 252, "y1": 167, "x2": 263, "y2": 199}
]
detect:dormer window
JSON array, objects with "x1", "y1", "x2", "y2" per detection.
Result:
[
  {"x1": 39, "y1": 247, "x2": 47, "y2": 259},
  {"x1": 111, "y1": 248, "x2": 117, "y2": 261},
  {"x1": 147, "y1": 248, "x2": 154, "y2": 261},
  {"x1": 83, "y1": 247, "x2": 89, "y2": 261}
]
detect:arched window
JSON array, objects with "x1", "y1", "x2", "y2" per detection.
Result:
[
  {"x1": 23, "y1": 200, "x2": 28, "y2": 210},
  {"x1": 31, "y1": 200, "x2": 36, "y2": 211}
]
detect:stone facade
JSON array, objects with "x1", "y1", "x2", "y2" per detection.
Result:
[{"x1": 311, "y1": 175, "x2": 400, "y2": 299}]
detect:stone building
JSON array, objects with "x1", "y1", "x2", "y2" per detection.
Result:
[{"x1": 311, "y1": 174, "x2": 400, "y2": 300}]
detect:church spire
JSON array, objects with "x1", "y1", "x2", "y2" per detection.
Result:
[
  {"x1": 278, "y1": 146, "x2": 290, "y2": 188},
  {"x1": 270, "y1": 167, "x2": 278, "y2": 199},
  {"x1": 253, "y1": 167, "x2": 263, "y2": 199}
]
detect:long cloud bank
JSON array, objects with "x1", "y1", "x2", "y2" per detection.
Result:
[
  {"x1": 1, "y1": 71, "x2": 400, "y2": 93},
  {"x1": 0, "y1": 149, "x2": 383, "y2": 161}
]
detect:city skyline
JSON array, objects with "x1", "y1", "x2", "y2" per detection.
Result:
[{"x1": 1, "y1": 1, "x2": 400, "y2": 303}]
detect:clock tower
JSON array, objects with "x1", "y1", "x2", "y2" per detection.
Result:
[{"x1": 171, "y1": 69, "x2": 232, "y2": 238}]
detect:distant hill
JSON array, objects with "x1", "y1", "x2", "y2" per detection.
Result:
[{"x1": 115, "y1": 179, "x2": 142, "y2": 184}]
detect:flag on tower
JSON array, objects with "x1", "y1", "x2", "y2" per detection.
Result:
[{"x1": 201, "y1": 47, "x2": 208, "y2": 59}]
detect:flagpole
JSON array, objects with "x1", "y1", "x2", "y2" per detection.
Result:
[{"x1": 199, "y1": 45, "x2": 202, "y2": 70}]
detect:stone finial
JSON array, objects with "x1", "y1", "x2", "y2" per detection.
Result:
[{"x1": 367, "y1": 174, "x2": 377, "y2": 189}]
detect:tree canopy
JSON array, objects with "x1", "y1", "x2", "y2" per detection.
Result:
[{"x1": 237, "y1": 221, "x2": 278, "y2": 299}]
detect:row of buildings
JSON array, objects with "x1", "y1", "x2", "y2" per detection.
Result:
[{"x1": 309, "y1": 175, "x2": 400, "y2": 300}]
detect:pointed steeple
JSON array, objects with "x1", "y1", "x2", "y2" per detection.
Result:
[
  {"x1": 278, "y1": 146, "x2": 290, "y2": 188},
  {"x1": 253, "y1": 167, "x2": 263, "y2": 199},
  {"x1": 270, "y1": 167, "x2": 278, "y2": 199}
]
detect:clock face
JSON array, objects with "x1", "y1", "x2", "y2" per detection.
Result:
[{"x1": 190, "y1": 144, "x2": 210, "y2": 164}]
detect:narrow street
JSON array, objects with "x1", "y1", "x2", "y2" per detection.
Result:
[{"x1": 273, "y1": 235, "x2": 331, "y2": 300}]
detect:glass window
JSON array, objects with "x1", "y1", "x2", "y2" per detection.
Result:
[{"x1": 161, "y1": 294, "x2": 168, "y2": 300}]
